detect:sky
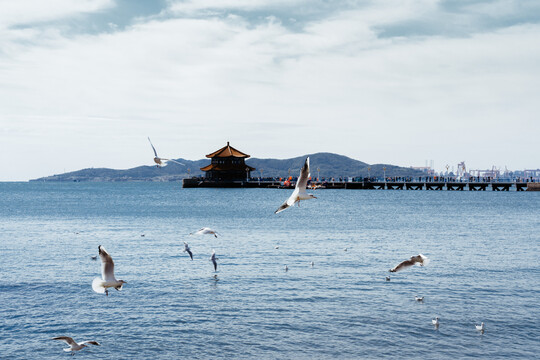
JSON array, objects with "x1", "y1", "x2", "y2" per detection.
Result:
[{"x1": 1, "y1": 0, "x2": 539, "y2": 181}]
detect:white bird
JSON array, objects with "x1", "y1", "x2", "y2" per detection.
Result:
[
  {"x1": 310, "y1": 261, "x2": 314, "y2": 267},
  {"x1": 274, "y1": 245, "x2": 279, "y2": 249},
  {"x1": 210, "y1": 250, "x2": 218, "y2": 272},
  {"x1": 476, "y1": 322, "x2": 485, "y2": 333},
  {"x1": 432, "y1": 317, "x2": 440, "y2": 326},
  {"x1": 275, "y1": 157, "x2": 317, "y2": 214},
  {"x1": 51, "y1": 336, "x2": 100, "y2": 354},
  {"x1": 92, "y1": 245, "x2": 127, "y2": 296},
  {"x1": 183, "y1": 241, "x2": 193, "y2": 260},
  {"x1": 191, "y1": 227, "x2": 219, "y2": 238},
  {"x1": 415, "y1": 296, "x2": 424, "y2": 302},
  {"x1": 147, "y1": 137, "x2": 185, "y2": 167},
  {"x1": 390, "y1": 254, "x2": 430, "y2": 272}
]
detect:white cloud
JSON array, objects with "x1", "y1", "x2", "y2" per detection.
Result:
[{"x1": 0, "y1": 0, "x2": 114, "y2": 28}]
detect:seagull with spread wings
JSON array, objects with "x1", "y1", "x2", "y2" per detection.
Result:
[
  {"x1": 92, "y1": 245, "x2": 127, "y2": 296},
  {"x1": 191, "y1": 227, "x2": 219, "y2": 238},
  {"x1": 147, "y1": 137, "x2": 185, "y2": 167},
  {"x1": 389, "y1": 254, "x2": 429, "y2": 272},
  {"x1": 183, "y1": 241, "x2": 193, "y2": 260},
  {"x1": 275, "y1": 157, "x2": 317, "y2": 214},
  {"x1": 51, "y1": 336, "x2": 100, "y2": 354},
  {"x1": 210, "y1": 250, "x2": 218, "y2": 272}
]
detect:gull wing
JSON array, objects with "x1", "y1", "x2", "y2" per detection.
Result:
[
  {"x1": 389, "y1": 259, "x2": 415, "y2": 272},
  {"x1": 275, "y1": 188, "x2": 299, "y2": 214},
  {"x1": 147, "y1": 137, "x2": 158, "y2": 157},
  {"x1": 162, "y1": 158, "x2": 186, "y2": 166},
  {"x1": 80, "y1": 341, "x2": 100, "y2": 346},
  {"x1": 296, "y1": 157, "x2": 311, "y2": 191},
  {"x1": 98, "y1": 245, "x2": 116, "y2": 281},
  {"x1": 52, "y1": 337, "x2": 77, "y2": 346}
]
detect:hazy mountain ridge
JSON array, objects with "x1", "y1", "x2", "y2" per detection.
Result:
[{"x1": 31, "y1": 153, "x2": 424, "y2": 182}]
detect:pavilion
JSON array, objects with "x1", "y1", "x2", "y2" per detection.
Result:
[{"x1": 200, "y1": 142, "x2": 255, "y2": 181}]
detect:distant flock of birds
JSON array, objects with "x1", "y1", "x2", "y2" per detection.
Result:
[{"x1": 52, "y1": 149, "x2": 485, "y2": 355}]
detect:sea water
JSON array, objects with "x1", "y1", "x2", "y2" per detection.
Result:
[{"x1": 0, "y1": 182, "x2": 538, "y2": 359}]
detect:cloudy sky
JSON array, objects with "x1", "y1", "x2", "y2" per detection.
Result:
[{"x1": 1, "y1": 0, "x2": 539, "y2": 181}]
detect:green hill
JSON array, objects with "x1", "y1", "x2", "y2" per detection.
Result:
[{"x1": 31, "y1": 153, "x2": 424, "y2": 182}]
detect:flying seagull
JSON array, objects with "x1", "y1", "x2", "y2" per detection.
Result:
[
  {"x1": 147, "y1": 137, "x2": 185, "y2": 167},
  {"x1": 389, "y1": 254, "x2": 429, "y2": 272},
  {"x1": 183, "y1": 241, "x2": 193, "y2": 260},
  {"x1": 191, "y1": 227, "x2": 219, "y2": 238},
  {"x1": 51, "y1": 336, "x2": 100, "y2": 354},
  {"x1": 92, "y1": 245, "x2": 127, "y2": 296},
  {"x1": 476, "y1": 322, "x2": 485, "y2": 333},
  {"x1": 210, "y1": 250, "x2": 218, "y2": 271},
  {"x1": 275, "y1": 157, "x2": 317, "y2": 214}
]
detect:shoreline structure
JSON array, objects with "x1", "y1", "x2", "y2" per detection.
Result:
[{"x1": 182, "y1": 178, "x2": 539, "y2": 191}]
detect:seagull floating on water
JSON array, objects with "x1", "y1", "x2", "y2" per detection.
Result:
[
  {"x1": 90, "y1": 256, "x2": 97, "y2": 261},
  {"x1": 389, "y1": 254, "x2": 429, "y2": 272},
  {"x1": 210, "y1": 250, "x2": 218, "y2": 272},
  {"x1": 432, "y1": 317, "x2": 440, "y2": 326},
  {"x1": 385, "y1": 276, "x2": 391, "y2": 281},
  {"x1": 183, "y1": 242, "x2": 193, "y2": 260},
  {"x1": 415, "y1": 296, "x2": 424, "y2": 302},
  {"x1": 147, "y1": 137, "x2": 185, "y2": 167},
  {"x1": 275, "y1": 157, "x2": 317, "y2": 214},
  {"x1": 51, "y1": 336, "x2": 100, "y2": 354},
  {"x1": 310, "y1": 261, "x2": 314, "y2": 267},
  {"x1": 191, "y1": 227, "x2": 219, "y2": 238},
  {"x1": 92, "y1": 245, "x2": 127, "y2": 296},
  {"x1": 476, "y1": 322, "x2": 485, "y2": 333}
]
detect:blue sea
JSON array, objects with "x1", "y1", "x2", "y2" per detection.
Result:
[{"x1": 0, "y1": 182, "x2": 539, "y2": 359}]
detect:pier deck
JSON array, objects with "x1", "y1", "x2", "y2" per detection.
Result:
[{"x1": 182, "y1": 178, "x2": 532, "y2": 191}]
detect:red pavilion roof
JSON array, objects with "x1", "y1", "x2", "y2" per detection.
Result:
[{"x1": 206, "y1": 142, "x2": 250, "y2": 158}]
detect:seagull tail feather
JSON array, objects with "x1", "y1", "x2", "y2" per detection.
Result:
[{"x1": 92, "y1": 278, "x2": 106, "y2": 294}]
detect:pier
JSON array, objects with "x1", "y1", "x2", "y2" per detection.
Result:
[{"x1": 183, "y1": 178, "x2": 535, "y2": 191}]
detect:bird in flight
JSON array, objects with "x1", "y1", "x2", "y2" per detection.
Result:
[
  {"x1": 210, "y1": 250, "x2": 218, "y2": 272},
  {"x1": 191, "y1": 227, "x2": 219, "y2": 238},
  {"x1": 389, "y1": 254, "x2": 429, "y2": 272},
  {"x1": 92, "y1": 245, "x2": 127, "y2": 296},
  {"x1": 183, "y1": 241, "x2": 193, "y2": 260},
  {"x1": 51, "y1": 336, "x2": 100, "y2": 354},
  {"x1": 275, "y1": 157, "x2": 317, "y2": 214},
  {"x1": 147, "y1": 137, "x2": 185, "y2": 167}
]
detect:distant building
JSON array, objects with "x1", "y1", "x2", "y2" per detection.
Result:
[{"x1": 200, "y1": 142, "x2": 255, "y2": 181}]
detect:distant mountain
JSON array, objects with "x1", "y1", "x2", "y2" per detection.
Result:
[{"x1": 30, "y1": 152, "x2": 424, "y2": 182}]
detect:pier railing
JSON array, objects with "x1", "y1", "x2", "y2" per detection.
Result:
[{"x1": 182, "y1": 177, "x2": 537, "y2": 191}]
